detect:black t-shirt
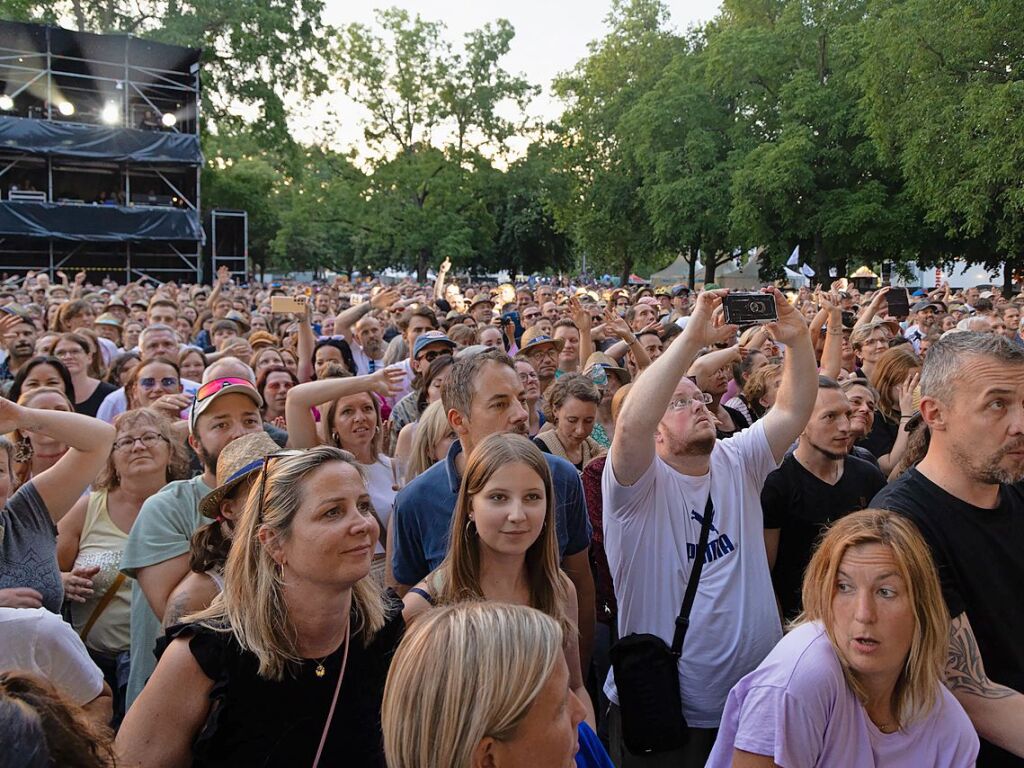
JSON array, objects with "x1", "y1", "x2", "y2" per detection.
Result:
[
  {"x1": 763, "y1": 453, "x2": 885, "y2": 620},
  {"x1": 858, "y1": 410, "x2": 899, "y2": 458},
  {"x1": 165, "y1": 603, "x2": 405, "y2": 767},
  {"x1": 872, "y1": 470, "x2": 1024, "y2": 768},
  {"x1": 75, "y1": 380, "x2": 117, "y2": 418},
  {"x1": 716, "y1": 404, "x2": 751, "y2": 440}
]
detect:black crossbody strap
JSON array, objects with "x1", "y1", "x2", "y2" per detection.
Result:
[{"x1": 670, "y1": 490, "x2": 715, "y2": 657}]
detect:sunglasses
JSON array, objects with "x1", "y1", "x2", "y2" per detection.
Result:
[
  {"x1": 195, "y1": 377, "x2": 254, "y2": 402},
  {"x1": 257, "y1": 450, "x2": 305, "y2": 521},
  {"x1": 139, "y1": 376, "x2": 179, "y2": 390},
  {"x1": 416, "y1": 349, "x2": 452, "y2": 364}
]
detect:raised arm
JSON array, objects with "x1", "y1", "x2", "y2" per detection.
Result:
[
  {"x1": 602, "y1": 310, "x2": 651, "y2": 371},
  {"x1": 855, "y1": 286, "x2": 890, "y2": 328},
  {"x1": 569, "y1": 298, "x2": 593, "y2": 368},
  {"x1": 295, "y1": 300, "x2": 316, "y2": 383},
  {"x1": 687, "y1": 345, "x2": 741, "y2": 380},
  {"x1": 819, "y1": 295, "x2": 843, "y2": 379},
  {"x1": 284, "y1": 368, "x2": 404, "y2": 449},
  {"x1": 433, "y1": 257, "x2": 451, "y2": 301},
  {"x1": 946, "y1": 612, "x2": 1024, "y2": 757},
  {"x1": 206, "y1": 265, "x2": 229, "y2": 308},
  {"x1": 334, "y1": 288, "x2": 399, "y2": 343},
  {"x1": 759, "y1": 288, "x2": 817, "y2": 463},
  {"x1": 0, "y1": 401, "x2": 115, "y2": 522},
  {"x1": 611, "y1": 290, "x2": 735, "y2": 486}
]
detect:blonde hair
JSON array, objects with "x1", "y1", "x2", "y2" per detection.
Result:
[
  {"x1": 436, "y1": 434, "x2": 573, "y2": 639},
  {"x1": 850, "y1": 320, "x2": 893, "y2": 351},
  {"x1": 186, "y1": 446, "x2": 386, "y2": 681},
  {"x1": 796, "y1": 509, "x2": 949, "y2": 730},
  {"x1": 405, "y1": 400, "x2": 453, "y2": 483},
  {"x1": 382, "y1": 602, "x2": 563, "y2": 768},
  {"x1": 326, "y1": 391, "x2": 383, "y2": 462},
  {"x1": 742, "y1": 362, "x2": 783, "y2": 419}
]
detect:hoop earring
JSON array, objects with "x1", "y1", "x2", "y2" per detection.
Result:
[
  {"x1": 331, "y1": 432, "x2": 340, "y2": 446},
  {"x1": 464, "y1": 518, "x2": 475, "y2": 538},
  {"x1": 13, "y1": 437, "x2": 33, "y2": 463}
]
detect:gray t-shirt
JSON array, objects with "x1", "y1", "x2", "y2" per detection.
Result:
[
  {"x1": 120, "y1": 474, "x2": 211, "y2": 706},
  {"x1": 0, "y1": 483, "x2": 62, "y2": 613}
]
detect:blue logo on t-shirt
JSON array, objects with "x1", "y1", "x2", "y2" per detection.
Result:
[{"x1": 686, "y1": 509, "x2": 735, "y2": 563}]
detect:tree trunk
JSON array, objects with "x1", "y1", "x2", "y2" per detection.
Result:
[
  {"x1": 619, "y1": 247, "x2": 633, "y2": 287},
  {"x1": 688, "y1": 249, "x2": 697, "y2": 287},
  {"x1": 813, "y1": 232, "x2": 827, "y2": 284},
  {"x1": 417, "y1": 249, "x2": 429, "y2": 283},
  {"x1": 1004, "y1": 259, "x2": 1016, "y2": 298},
  {"x1": 705, "y1": 254, "x2": 718, "y2": 285}
]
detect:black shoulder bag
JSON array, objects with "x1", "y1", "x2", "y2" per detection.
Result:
[{"x1": 609, "y1": 492, "x2": 715, "y2": 755}]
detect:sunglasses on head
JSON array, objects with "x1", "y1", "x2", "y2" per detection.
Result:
[
  {"x1": 195, "y1": 377, "x2": 254, "y2": 402},
  {"x1": 257, "y1": 450, "x2": 306, "y2": 521}
]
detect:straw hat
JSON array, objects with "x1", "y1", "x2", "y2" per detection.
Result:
[{"x1": 199, "y1": 431, "x2": 281, "y2": 519}]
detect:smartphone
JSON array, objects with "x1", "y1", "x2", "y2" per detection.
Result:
[
  {"x1": 722, "y1": 293, "x2": 778, "y2": 325},
  {"x1": 271, "y1": 295, "x2": 307, "y2": 314},
  {"x1": 886, "y1": 288, "x2": 910, "y2": 318}
]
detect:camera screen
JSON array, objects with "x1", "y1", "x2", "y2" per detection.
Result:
[{"x1": 722, "y1": 293, "x2": 778, "y2": 325}]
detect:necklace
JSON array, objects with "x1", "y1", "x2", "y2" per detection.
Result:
[{"x1": 310, "y1": 623, "x2": 349, "y2": 679}]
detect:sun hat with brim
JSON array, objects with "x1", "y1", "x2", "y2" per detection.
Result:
[
  {"x1": 94, "y1": 312, "x2": 122, "y2": 328},
  {"x1": 248, "y1": 330, "x2": 280, "y2": 350},
  {"x1": 412, "y1": 330, "x2": 457, "y2": 359},
  {"x1": 910, "y1": 301, "x2": 943, "y2": 314},
  {"x1": 518, "y1": 328, "x2": 564, "y2": 355},
  {"x1": 225, "y1": 310, "x2": 251, "y2": 333},
  {"x1": 583, "y1": 352, "x2": 631, "y2": 385},
  {"x1": 105, "y1": 296, "x2": 128, "y2": 310},
  {"x1": 189, "y1": 377, "x2": 264, "y2": 434},
  {"x1": 470, "y1": 294, "x2": 495, "y2": 308},
  {"x1": 199, "y1": 431, "x2": 281, "y2": 519}
]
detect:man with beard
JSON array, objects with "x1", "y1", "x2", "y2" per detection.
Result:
[
  {"x1": 388, "y1": 347, "x2": 596, "y2": 668},
  {"x1": 904, "y1": 300, "x2": 940, "y2": 352},
  {"x1": 761, "y1": 377, "x2": 885, "y2": 620},
  {"x1": 0, "y1": 310, "x2": 38, "y2": 389},
  {"x1": 119, "y1": 372, "x2": 264, "y2": 707},
  {"x1": 872, "y1": 332, "x2": 1024, "y2": 765},
  {"x1": 518, "y1": 327, "x2": 564, "y2": 395},
  {"x1": 333, "y1": 287, "x2": 399, "y2": 374},
  {"x1": 602, "y1": 288, "x2": 817, "y2": 766}
]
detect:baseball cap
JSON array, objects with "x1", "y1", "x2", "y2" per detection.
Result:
[
  {"x1": 189, "y1": 377, "x2": 263, "y2": 434},
  {"x1": 412, "y1": 330, "x2": 457, "y2": 359}
]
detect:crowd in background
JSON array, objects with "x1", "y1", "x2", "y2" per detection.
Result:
[{"x1": 0, "y1": 262, "x2": 1022, "y2": 767}]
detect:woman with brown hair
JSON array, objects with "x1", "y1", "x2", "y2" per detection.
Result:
[
  {"x1": 49, "y1": 332, "x2": 116, "y2": 418},
  {"x1": 124, "y1": 357, "x2": 191, "y2": 421},
  {"x1": 533, "y1": 374, "x2": 605, "y2": 472},
  {"x1": 858, "y1": 346, "x2": 920, "y2": 475},
  {"x1": 116, "y1": 447, "x2": 403, "y2": 767},
  {"x1": 10, "y1": 387, "x2": 77, "y2": 488},
  {"x1": 707, "y1": 509, "x2": 978, "y2": 767},
  {"x1": 402, "y1": 432, "x2": 596, "y2": 728},
  {"x1": 741, "y1": 362, "x2": 784, "y2": 422},
  {"x1": 0, "y1": 671, "x2": 115, "y2": 768},
  {"x1": 56, "y1": 409, "x2": 188, "y2": 724}
]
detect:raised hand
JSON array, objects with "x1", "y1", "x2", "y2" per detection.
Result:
[
  {"x1": 684, "y1": 289, "x2": 738, "y2": 348},
  {"x1": 439, "y1": 257, "x2": 452, "y2": 274},
  {"x1": 216, "y1": 265, "x2": 230, "y2": 285},
  {"x1": 372, "y1": 366, "x2": 406, "y2": 398},
  {"x1": 898, "y1": 371, "x2": 920, "y2": 416},
  {"x1": 151, "y1": 393, "x2": 194, "y2": 418},
  {"x1": 0, "y1": 311, "x2": 23, "y2": 339},
  {"x1": 763, "y1": 287, "x2": 809, "y2": 346},
  {"x1": 370, "y1": 288, "x2": 400, "y2": 311},
  {"x1": 569, "y1": 297, "x2": 590, "y2": 332},
  {"x1": 74, "y1": 270, "x2": 87, "y2": 285},
  {"x1": 601, "y1": 308, "x2": 633, "y2": 340}
]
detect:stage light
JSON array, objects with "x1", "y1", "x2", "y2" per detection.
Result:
[
  {"x1": 161, "y1": 112, "x2": 177, "y2": 127},
  {"x1": 101, "y1": 101, "x2": 120, "y2": 125},
  {"x1": 57, "y1": 100, "x2": 75, "y2": 116},
  {"x1": 0, "y1": 95, "x2": 12, "y2": 111}
]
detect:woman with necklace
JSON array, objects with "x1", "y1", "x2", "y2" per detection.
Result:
[{"x1": 116, "y1": 447, "x2": 405, "y2": 767}]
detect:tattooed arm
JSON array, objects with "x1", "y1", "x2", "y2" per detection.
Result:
[
  {"x1": 945, "y1": 612, "x2": 1024, "y2": 756},
  {"x1": 162, "y1": 572, "x2": 221, "y2": 629}
]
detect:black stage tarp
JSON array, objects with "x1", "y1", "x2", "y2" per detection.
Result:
[
  {"x1": 0, "y1": 116, "x2": 202, "y2": 165},
  {"x1": 0, "y1": 201, "x2": 202, "y2": 242}
]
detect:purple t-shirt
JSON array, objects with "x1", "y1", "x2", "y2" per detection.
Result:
[{"x1": 706, "y1": 622, "x2": 978, "y2": 768}]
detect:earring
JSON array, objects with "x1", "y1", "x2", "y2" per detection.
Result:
[
  {"x1": 464, "y1": 518, "x2": 475, "y2": 538},
  {"x1": 13, "y1": 437, "x2": 33, "y2": 463}
]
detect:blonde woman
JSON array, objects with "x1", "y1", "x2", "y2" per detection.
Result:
[
  {"x1": 383, "y1": 603, "x2": 588, "y2": 768},
  {"x1": 397, "y1": 399, "x2": 457, "y2": 484},
  {"x1": 707, "y1": 509, "x2": 978, "y2": 767},
  {"x1": 402, "y1": 433, "x2": 596, "y2": 728},
  {"x1": 859, "y1": 346, "x2": 920, "y2": 475},
  {"x1": 116, "y1": 447, "x2": 404, "y2": 767}
]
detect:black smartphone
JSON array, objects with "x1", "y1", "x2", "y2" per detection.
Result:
[
  {"x1": 886, "y1": 288, "x2": 910, "y2": 318},
  {"x1": 722, "y1": 293, "x2": 778, "y2": 325}
]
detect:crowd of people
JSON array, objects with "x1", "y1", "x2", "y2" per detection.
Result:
[{"x1": 0, "y1": 262, "x2": 1022, "y2": 767}]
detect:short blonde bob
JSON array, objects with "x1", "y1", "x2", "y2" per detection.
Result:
[
  {"x1": 382, "y1": 602, "x2": 563, "y2": 768},
  {"x1": 796, "y1": 509, "x2": 949, "y2": 730},
  {"x1": 187, "y1": 446, "x2": 386, "y2": 681}
]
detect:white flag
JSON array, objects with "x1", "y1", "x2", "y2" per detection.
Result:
[
  {"x1": 801, "y1": 263, "x2": 815, "y2": 278},
  {"x1": 829, "y1": 267, "x2": 838, "y2": 278},
  {"x1": 787, "y1": 244, "x2": 800, "y2": 267}
]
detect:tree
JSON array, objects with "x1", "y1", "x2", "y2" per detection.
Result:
[
  {"x1": 551, "y1": 0, "x2": 681, "y2": 283},
  {"x1": 861, "y1": 0, "x2": 1024, "y2": 291}
]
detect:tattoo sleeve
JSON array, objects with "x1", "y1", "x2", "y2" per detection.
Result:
[
  {"x1": 163, "y1": 592, "x2": 194, "y2": 630},
  {"x1": 946, "y1": 614, "x2": 1015, "y2": 700}
]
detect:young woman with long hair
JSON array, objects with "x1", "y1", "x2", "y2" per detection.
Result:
[
  {"x1": 402, "y1": 432, "x2": 596, "y2": 728},
  {"x1": 49, "y1": 332, "x2": 116, "y2": 417}
]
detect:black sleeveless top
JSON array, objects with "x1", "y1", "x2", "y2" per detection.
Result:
[{"x1": 163, "y1": 602, "x2": 404, "y2": 767}]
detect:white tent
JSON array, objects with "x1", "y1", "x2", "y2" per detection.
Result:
[{"x1": 650, "y1": 253, "x2": 696, "y2": 287}]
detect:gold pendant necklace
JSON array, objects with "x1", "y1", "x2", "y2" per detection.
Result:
[{"x1": 314, "y1": 658, "x2": 328, "y2": 678}]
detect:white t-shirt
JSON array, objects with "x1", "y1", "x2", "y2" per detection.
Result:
[
  {"x1": 0, "y1": 607, "x2": 104, "y2": 705},
  {"x1": 349, "y1": 343, "x2": 385, "y2": 377},
  {"x1": 602, "y1": 419, "x2": 783, "y2": 728},
  {"x1": 361, "y1": 456, "x2": 397, "y2": 555}
]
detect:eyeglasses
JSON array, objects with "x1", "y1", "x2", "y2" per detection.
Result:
[
  {"x1": 416, "y1": 349, "x2": 451, "y2": 364},
  {"x1": 113, "y1": 431, "x2": 168, "y2": 452},
  {"x1": 195, "y1": 377, "x2": 253, "y2": 402},
  {"x1": 528, "y1": 347, "x2": 558, "y2": 360},
  {"x1": 523, "y1": 312, "x2": 540, "y2": 320},
  {"x1": 257, "y1": 450, "x2": 306, "y2": 521},
  {"x1": 668, "y1": 393, "x2": 713, "y2": 410},
  {"x1": 139, "y1": 376, "x2": 179, "y2": 390},
  {"x1": 518, "y1": 371, "x2": 539, "y2": 382}
]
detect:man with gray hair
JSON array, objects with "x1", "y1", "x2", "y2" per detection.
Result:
[{"x1": 872, "y1": 332, "x2": 1024, "y2": 764}]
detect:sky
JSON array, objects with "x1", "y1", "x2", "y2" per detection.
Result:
[{"x1": 289, "y1": 0, "x2": 723, "y2": 152}]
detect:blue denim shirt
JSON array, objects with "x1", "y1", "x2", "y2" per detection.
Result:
[{"x1": 391, "y1": 439, "x2": 592, "y2": 586}]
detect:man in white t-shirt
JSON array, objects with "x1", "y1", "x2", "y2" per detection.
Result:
[{"x1": 603, "y1": 288, "x2": 817, "y2": 767}]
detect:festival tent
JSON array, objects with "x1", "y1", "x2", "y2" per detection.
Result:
[{"x1": 650, "y1": 253, "x2": 694, "y2": 287}]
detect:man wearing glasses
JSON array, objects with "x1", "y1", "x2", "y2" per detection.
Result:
[
  {"x1": 517, "y1": 327, "x2": 564, "y2": 396},
  {"x1": 120, "y1": 372, "x2": 265, "y2": 708},
  {"x1": 602, "y1": 288, "x2": 817, "y2": 767},
  {"x1": 389, "y1": 307, "x2": 442, "y2": 406}
]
